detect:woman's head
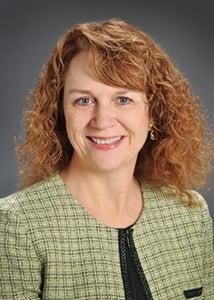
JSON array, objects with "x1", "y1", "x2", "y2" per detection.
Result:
[{"x1": 17, "y1": 18, "x2": 213, "y2": 200}]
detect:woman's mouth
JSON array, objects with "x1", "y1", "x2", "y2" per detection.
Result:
[
  {"x1": 89, "y1": 136, "x2": 122, "y2": 144},
  {"x1": 87, "y1": 136, "x2": 124, "y2": 150}
]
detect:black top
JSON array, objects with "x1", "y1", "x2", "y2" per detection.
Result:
[{"x1": 118, "y1": 228, "x2": 153, "y2": 300}]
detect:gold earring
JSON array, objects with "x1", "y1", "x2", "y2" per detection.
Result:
[{"x1": 149, "y1": 123, "x2": 158, "y2": 141}]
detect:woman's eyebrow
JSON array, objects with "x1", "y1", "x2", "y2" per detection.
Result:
[
  {"x1": 66, "y1": 88, "x2": 141, "y2": 96},
  {"x1": 67, "y1": 88, "x2": 92, "y2": 95}
]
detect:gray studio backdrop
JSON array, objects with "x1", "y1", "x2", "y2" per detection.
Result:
[{"x1": 0, "y1": 0, "x2": 213, "y2": 223}]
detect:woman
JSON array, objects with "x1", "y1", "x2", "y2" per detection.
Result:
[{"x1": 0, "y1": 18, "x2": 213, "y2": 299}]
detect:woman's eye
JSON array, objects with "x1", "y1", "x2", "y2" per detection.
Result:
[
  {"x1": 118, "y1": 97, "x2": 130, "y2": 105},
  {"x1": 75, "y1": 97, "x2": 93, "y2": 106}
]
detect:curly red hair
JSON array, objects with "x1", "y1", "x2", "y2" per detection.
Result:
[{"x1": 16, "y1": 18, "x2": 213, "y2": 205}]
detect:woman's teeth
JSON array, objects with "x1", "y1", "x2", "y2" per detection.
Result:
[{"x1": 90, "y1": 136, "x2": 122, "y2": 145}]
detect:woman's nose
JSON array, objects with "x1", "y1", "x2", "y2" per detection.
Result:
[{"x1": 90, "y1": 104, "x2": 117, "y2": 130}]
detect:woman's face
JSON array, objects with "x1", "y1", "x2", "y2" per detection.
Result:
[{"x1": 63, "y1": 51, "x2": 150, "y2": 174}]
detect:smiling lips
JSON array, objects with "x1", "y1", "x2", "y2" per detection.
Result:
[{"x1": 87, "y1": 136, "x2": 124, "y2": 150}]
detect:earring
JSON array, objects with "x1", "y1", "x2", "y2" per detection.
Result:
[{"x1": 149, "y1": 123, "x2": 158, "y2": 141}]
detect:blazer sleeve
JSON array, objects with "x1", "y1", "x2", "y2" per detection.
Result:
[
  {"x1": 200, "y1": 197, "x2": 214, "y2": 299},
  {"x1": 0, "y1": 200, "x2": 43, "y2": 299}
]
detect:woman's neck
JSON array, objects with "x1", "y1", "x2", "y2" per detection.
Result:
[{"x1": 60, "y1": 160, "x2": 143, "y2": 228}]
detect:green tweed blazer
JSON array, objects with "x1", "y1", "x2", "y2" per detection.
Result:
[{"x1": 0, "y1": 174, "x2": 213, "y2": 299}]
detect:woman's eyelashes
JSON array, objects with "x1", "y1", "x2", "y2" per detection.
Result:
[
  {"x1": 74, "y1": 97, "x2": 94, "y2": 106},
  {"x1": 117, "y1": 97, "x2": 131, "y2": 105}
]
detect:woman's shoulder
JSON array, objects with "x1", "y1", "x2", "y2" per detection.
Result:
[
  {"x1": 0, "y1": 174, "x2": 65, "y2": 214},
  {"x1": 143, "y1": 181, "x2": 207, "y2": 205},
  {"x1": 139, "y1": 183, "x2": 213, "y2": 250},
  {"x1": 142, "y1": 182, "x2": 212, "y2": 224}
]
